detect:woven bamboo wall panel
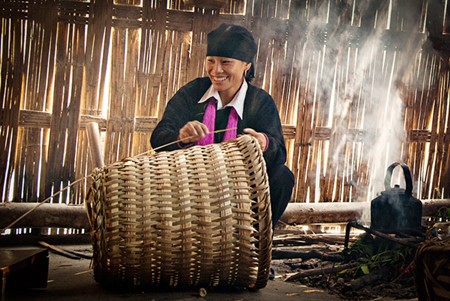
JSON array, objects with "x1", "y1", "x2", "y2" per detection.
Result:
[{"x1": 0, "y1": 0, "x2": 449, "y2": 206}]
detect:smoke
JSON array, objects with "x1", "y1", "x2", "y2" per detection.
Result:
[{"x1": 285, "y1": 0, "x2": 426, "y2": 204}]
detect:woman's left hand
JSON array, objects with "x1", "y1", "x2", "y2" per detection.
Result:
[{"x1": 243, "y1": 128, "x2": 268, "y2": 151}]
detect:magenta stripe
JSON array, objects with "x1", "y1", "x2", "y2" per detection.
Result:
[{"x1": 195, "y1": 97, "x2": 238, "y2": 146}]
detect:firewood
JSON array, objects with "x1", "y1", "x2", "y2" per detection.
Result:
[
  {"x1": 350, "y1": 265, "x2": 391, "y2": 290},
  {"x1": 345, "y1": 222, "x2": 422, "y2": 248},
  {"x1": 272, "y1": 249, "x2": 345, "y2": 262},
  {"x1": 273, "y1": 233, "x2": 354, "y2": 245},
  {"x1": 285, "y1": 262, "x2": 357, "y2": 282}
]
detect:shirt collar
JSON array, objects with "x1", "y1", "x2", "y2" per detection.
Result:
[{"x1": 198, "y1": 80, "x2": 247, "y2": 119}]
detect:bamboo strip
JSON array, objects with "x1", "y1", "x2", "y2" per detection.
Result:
[
  {"x1": 83, "y1": 0, "x2": 112, "y2": 121},
  {"x1": 0, "y1": 19, "x2": 23, "y2": 201},
  {"x1": 43, "y1": 19, "x2": 65, "y2": 201}
]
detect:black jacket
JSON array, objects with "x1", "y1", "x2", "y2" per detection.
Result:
[{"x1": 150, "y1": 77, "x2": 287, "y2": 171}]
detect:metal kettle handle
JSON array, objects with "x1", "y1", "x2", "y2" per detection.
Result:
[{"x1": 384, "y1": 162, "x2": 413, "y2": 196}]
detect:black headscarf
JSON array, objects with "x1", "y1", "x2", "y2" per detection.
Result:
[{"x1": 207, "y1": 23, "x2": 257, "y2": 81}]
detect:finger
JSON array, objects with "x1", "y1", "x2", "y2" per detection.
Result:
[
  {"x1": 180, "y1": 122, "x2": 209, "y2": 142},
  {"x1": 243, "y1": 128, "x2": 257, "y2": 136},
  {"x1": 191, "y1": 122, "x2": 209, "y2": 137},
  {"x1": 243, "y1": 128, "x2": 266, "y2": 150},
  {"x1": 179, "y1": 123, "x2": 197, "y2": 142}
]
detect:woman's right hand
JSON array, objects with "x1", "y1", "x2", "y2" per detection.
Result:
[{"x1": 178, "y1": 121, "x2": 210, "y2": 143}]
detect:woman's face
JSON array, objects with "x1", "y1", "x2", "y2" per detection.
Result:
[{"x1": 205, "y1": 56, "x2": 251, "y2": 101}]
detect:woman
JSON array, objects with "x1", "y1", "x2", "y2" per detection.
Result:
[{"x1": 150, "y1": 23, "x2": 294, "y2": 227}]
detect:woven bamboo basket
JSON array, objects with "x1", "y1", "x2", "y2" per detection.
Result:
[
  {"x1": 86, "y1": 135, "x2": 272, "y2": 290},
  {"x1": 414, "y1": 225, "x2": 450, "y2": 301}
]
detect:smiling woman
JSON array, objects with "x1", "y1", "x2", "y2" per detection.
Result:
[
  {"x1": 204, "y1": 56, "x2": 251, "y2": 105},
  {"x1": 150, "y1": 23, "x2": 294, "y2": 229}
]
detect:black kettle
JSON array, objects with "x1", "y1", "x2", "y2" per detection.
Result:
[{"x1": 370, "y1": 162, "x2": 423, "y2": 235}]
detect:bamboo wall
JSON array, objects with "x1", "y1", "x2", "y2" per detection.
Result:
[{"x1": 1, "y1": 0, "x2": 449, "y2": 206}]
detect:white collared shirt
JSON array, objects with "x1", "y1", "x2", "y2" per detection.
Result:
[{"x1": 198, "y1": 80, "x2": 248, "y2": 119}]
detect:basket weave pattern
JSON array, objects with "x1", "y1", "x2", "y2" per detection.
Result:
[{"x1": 86, "y1": 135, "x2": 272, "y2": 289}]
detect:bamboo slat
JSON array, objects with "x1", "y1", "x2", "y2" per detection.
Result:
[
  {"x1": 104, "y1": 27, "x2": 131, "y2": 164},
  {"x1": 83, "y1": 0, "x2": 112, "y2": 121},
  {"x1": 27, "y1": 34, "x2": 45, "y2": 202},
  {"x1": 80, "y1": 0, "x2": 111, "y2": 182},
  {"x1": 45, "y1": 13, "x2": 82, "y2": 201},
  {"x1": 0, "y1": 19, "x2": 23, "y2": 201}
]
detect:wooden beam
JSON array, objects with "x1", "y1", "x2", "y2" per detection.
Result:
[
  {"x1": 280, "y1": 199, "x2": 450, "y2": 225},
  {"x1": 16, "y1": 109, "x2": 445, "y2": 143},
  {"x1": 280, "y1": 202, "x2": 368, "y2": 225},
  {"x1": 0, "y1": 203, "x2": 90, "y2": 230},
  {"x1": 1, "y1": 199, "x2": 448, "y2": 231},
  {"x1": 17, "y1": 109, "x2": 158, "y2": 132}
]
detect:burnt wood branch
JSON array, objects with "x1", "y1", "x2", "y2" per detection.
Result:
[
  {"x1": 350, "y1": 265, "x2": 392, "y2": 290},
  {"x1": 274, "y1": 231, "x2": 355, "y2": 244},
  {"x1": 272, "y1": 238, "x2": 309, "y2": 246},
  {"x1": 346, "y1": 222, "x2": 422, "y2": 248},
  {"x1": 285, "y1": 262, "x2": 358, "y2": 282},
  {"x1": 38, "y1": 241, "x2": 82, "y2": 260},
  {"x1": 38, "y1": 241, "x2": 92, "y2": 260},
  {"x1": 272, "y1": 249, "x2": 345, "y2": 262}
]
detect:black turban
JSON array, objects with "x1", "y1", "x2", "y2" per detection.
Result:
[{"x1": 206, "y1": 23, "x2": 257, "y2": 64}]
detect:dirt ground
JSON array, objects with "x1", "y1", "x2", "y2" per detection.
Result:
[
  {"x1": 3, "y1": 244, "x2": 343, "y2": 301},
  {"x1": 2, "y1": 234, "x2": 420, "y2": 301},
  {"x1": 270, "y1": 225, "x2": 422, "y2": 301}
]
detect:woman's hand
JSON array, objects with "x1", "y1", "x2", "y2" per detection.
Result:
[
  {"x1": 243, "y1": 128, "x2": 268, "y2": 151},
  {"x1": 179, "y1": 121, "x2": 210, "y2": 143}
]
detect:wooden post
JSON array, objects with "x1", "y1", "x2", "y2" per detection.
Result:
[{"x1": 86, "y1": 122, "x2": 104, "y2": 168}]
